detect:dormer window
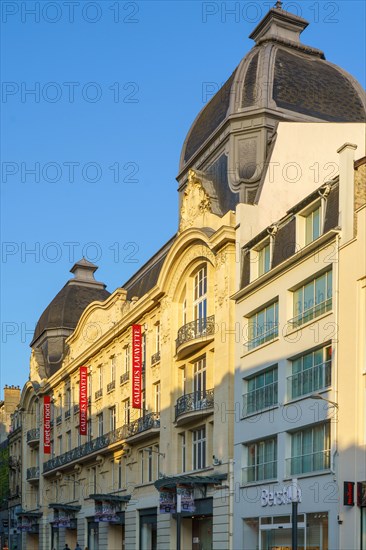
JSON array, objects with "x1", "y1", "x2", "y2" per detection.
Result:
[
  {"x1": 298, "y1": 198, "x2": 325, "y2": 247},
  {"x1": 305, "y1": 204, "x2": 321, "y2": 245},
  {"x1": 258, "y1": 241, "x2": 271, "y2": 277}
]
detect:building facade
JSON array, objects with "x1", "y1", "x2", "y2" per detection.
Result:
[
  {"x1": 234, "y1": 146, "x2": 366, "y2": 549},
  {"x1": 11, "y1": 3, "x2": 366, "y2": 550}
]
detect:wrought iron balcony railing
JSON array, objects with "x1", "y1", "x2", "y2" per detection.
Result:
[
  {"x1": 175, "y1": 389, "x2": 214, "y2": 421},
  {"x1": 27, "y1": 428, "x2": 40, "y2": 444},
  {"x1": 65, "y1": 408, "x2": 72, "y2": 420},
  {"x1": 151, "y1": 351, "x2": 161, "y2": 365},
  {"x1": 74, "y1": 404, "x2": 79, "y2": 414},
  {"x1": 56, "y1": 415, "x2": 62, "y2": 425},
  {"x1": 107, "y1": 380, "x2": 116, "y2": 392},
  {"x1": 95, "y1": 389, "x2": 103, "y2": 400},
  {"x1": 27, "y1": 466, "x2": 40, "y2": 481},
  {"x1": 126, "y1": 412, "x2": 160, "y2": 438},
  {"x1": 176, "y1": 315, "x2": 215, "y2": 351},
  {"x1": 120, "y1": 372, "x2": 129, "y2": 385},
  {"x1": 43, "y1": 425, "x2": 128, "y2": 473}
]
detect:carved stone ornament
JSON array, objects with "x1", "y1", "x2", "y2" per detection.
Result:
[{"x1": 179, "y1": 170, "x2": 212, "y2": 232}]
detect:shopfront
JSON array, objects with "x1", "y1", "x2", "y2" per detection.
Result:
[
  {"x1": 89, "y1": 493, "x2": 131, "y2": 550},
  {"x1": 139, "y1": 507, "x2": 157, "y2": 550}
]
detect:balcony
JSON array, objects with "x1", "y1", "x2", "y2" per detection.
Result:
[
  {"x1": 287, "y1": 361, "x2": 331, "y2": 400},
  {"x1": 107, "y1": 380, "x2": 116, "y2": 393},
  {"x1": 95, "y1": 389, "x2": 103, "y2": 400},
  {"x1": 286, "y1": 449, "x2": 331, "y2": 476},
  {"x1": 56, "y1": 415, "x2": 62, "y2": 425},
  {"x1": 126, "y1": 412, "x2": 160, "y2": 443},
  {"x1": 43, "y1": 425, "x2": 128, "y2": 474},
  {"x1": 27, "y1": 466, "x2": 40, "y2": 482},
  {"x1": 65, "y1": 408, "x2": 72, "y2": 420},
  {"x1": 176, "y1": 315, "x2": 215, "y2": 359},
  {"x1": 74, "y1": 403, "x2": 79, "y2": 414},
  {"x1": 120, "y1": 372, "x2": 129, "y2": 385},
  {"x1": 151, "y1": 351, "x2": 161, "y2": 365},
  {"x1": 175, "y1": 389, "x2": 214, "y2": 425},
  {"x1": 27, "y1": 428, "x2": 40, "y2": 447},
  {"x1": 288, "y1": 298, "x2": 332, "y2": 329}
]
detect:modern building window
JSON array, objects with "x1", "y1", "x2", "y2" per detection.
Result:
[
  {"x1": 291, "y1": 271, "x2": 332, "y2": 327},
  {"x1": 258, "y1": 241, "x2": 271, "y2": 276},
  {"x1": 305, "y1": 204, "x2": 321, "y2": 245},
  {"x1": 246, "y1": 301, "x2": 279, "y2": 350},
  {"x1": 288, "y1": 345, "x2": 332, "y2": 399},
  {"x1": 289, "y1": 423, "x2": 330, "y2": 475},
  {"x1": 192, "y1": 426, "x2": 206, "y2": 470},
  {"x1": 243, "y1": 437, "x2": 277, "y2": 483},
  {"x1": 243, "y1": 366, "x2": 278, "y2": 416},
  {"x1": 97, "y1": 413, "x2": 103, "y2": 437},
  {"x1": 110, "y1": 406, "x2": 116, "y2": 432},
  {"x1": 194, "y1": 265, "x2": 207, "y2": 326}
]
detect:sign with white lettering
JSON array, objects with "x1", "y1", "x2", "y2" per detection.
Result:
[
  {"x1": 43, "y1": 396, "x2": 51, "y2": 454},
  {"x1": 261, "y1": 485, "x2": 302, "y2": 507},
  {"x1": 132, "y1": 324, "x2": 142, "y2": 409},
  {"x1": 79, "y1": 366, "x2": 88, "y2": 435}
]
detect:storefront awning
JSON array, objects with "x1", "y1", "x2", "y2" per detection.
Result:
[
  {"x1": 89, "y1": 494, "x2": 131, "y2": 503},
  {"x1": 16, "y1": 510, "x2": 42, "y2": 518},
  {"x1": 154, "y1": 473, "x2": 227, "y2": 491},
  {"x1": 48, "y1": 503, "x2": 81, "y2": 512}
]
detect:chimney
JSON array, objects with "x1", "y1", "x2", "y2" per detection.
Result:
[{"x1": 337, "y1": 143, "x2": 358, "y2": 243}]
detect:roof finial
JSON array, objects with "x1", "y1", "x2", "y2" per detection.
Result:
[{"x1": 274, "y1": 0, "x2": 283, "y2": 8}]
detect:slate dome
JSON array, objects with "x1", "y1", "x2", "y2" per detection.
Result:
[{"x1": 180, "y1": 6, "x2": 366, "y2": 169}]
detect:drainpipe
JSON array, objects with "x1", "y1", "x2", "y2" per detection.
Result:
[{"x1": 229, "y1": 458, "x2": 234, "y2": 550}]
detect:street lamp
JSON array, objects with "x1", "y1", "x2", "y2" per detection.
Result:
[{"x1": 309, "y1": 394, "x2": 339, "y2": 409}]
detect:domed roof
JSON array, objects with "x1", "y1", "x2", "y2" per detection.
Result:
[
  {"x1": 31, "y1": 259, "x2": 110, "y2": 346},
  {"x1": 180, "y1": 6, "x2": 366, "y2": 169}
]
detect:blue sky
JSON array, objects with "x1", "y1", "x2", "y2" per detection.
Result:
[{"x1": 1, "y1": 0, "x2": 365, "y2": 396}]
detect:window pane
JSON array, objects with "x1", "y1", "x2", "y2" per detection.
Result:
[
  {"x1": 315, "y1": 274, "x2": 326, "y2": 305},
  {"x1": 313, "y1": 207, "x2": 320, "y2": 240}
]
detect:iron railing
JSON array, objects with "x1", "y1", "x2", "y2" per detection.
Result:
[
  {"x1": 43, "y1": 425, "x2": 128, "y2": 473},
  {"x1": 95, "y1": 389, "x2": 103, "y2": 400},
  {"x1": 176, "y1": 315, "x2": 215, "y2": 350},
  {"x1": 151, "y1": 351, "x2": 161, "y2": 365},
  {"x1": 289, "y1": 298, "x2": 332, "y2": 328},
  {"x1": 287, "y1": 361, "x2": 331, "y2": 399},
  {"x1": 107, "y1": 380, "x2": 116, "y2": 392},
  {"x1": 26, "y1": 428, "x2": 40, "y2": 444},
  {"x1": 120, "y1": 372, "x2": 129, "y2": 385},
  {"x1": 56, "y1": 415, "x2": 62, "y2": 425},
  {"x1": 74, "y1": 404, "x2": 79, "y2": 414},
  {"x1": 175, "y1": 389, "x2": 214, "y2": 421},
  {"x1": 242, "y1": 461, "x2": 277, "y2": 484},
  {"x1": 126, "y1": 412, "x2": 160, "y2": 438},
  {"x1": 65, "y1": 408, "x2": 72, "y2": 420},
  {"x1": 286, "y1": 449, "x2": 331, "y2": 476},
  {"x1": 26, "y1": 467, "x2": 40, "y2": 481},
  {"x1": 242, "y1": 382, "x2": 278, "y2": 416}
]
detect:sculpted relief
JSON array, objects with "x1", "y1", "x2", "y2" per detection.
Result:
[{"x1": 179, "y1": 170, "x2": 213, "y2": 232}]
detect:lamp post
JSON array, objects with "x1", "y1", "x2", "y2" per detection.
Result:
[
  {"x1": 309, "y1": 394, "x2": 339, "y2": 409},
  {"x1": 176, "y1": 489, "x2": 182, "y2": 550},
  {"x1": 290, "y1": 479, "x2": 299, "y2": 550}
]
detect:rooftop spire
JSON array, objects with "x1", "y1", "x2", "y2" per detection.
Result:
[{"x1": 274, "y1": 0, "x2": 283, "y2": 8}]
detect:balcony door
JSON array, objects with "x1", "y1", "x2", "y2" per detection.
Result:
[
  {"x1": 194, "y1": 266, "x2": 207, "y2": 333},
  {"x1": 193, "y1": 357, "x2": 206, "y2": 406}
]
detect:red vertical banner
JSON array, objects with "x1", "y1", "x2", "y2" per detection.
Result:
[
  {"x1": 79, "y1": 366, "x2": 88, "y2": 435},
  {"x1": 132, "y1": 324, "x2": 142, "y2": 409},
  {"x1": 43, "y1": 396, "x2": 51, "y2": 454}
]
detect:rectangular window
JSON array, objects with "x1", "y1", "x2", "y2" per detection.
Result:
[
  {"x1": 110, "y1": 355, "x2": 116, "y2": 382},
  {"x1": 192, "y1": 427, "x2": 206, "y2": 470},
  {"x1": 140, "y1": 450, "x2": 144, "y2": 484},
  {"x1": 118, "y1": 458, "x2": 123, "y2": 489},
  {"x1": 292, "y1": 271, "x2": 332, "y2": 327},
  {"x1": 87, "y1": 419, "x2": 92, "y2": 442},
  {"x1": 243, "y1": 366, "x2": 278, "y2": 416},
  {"x1": 288, "y1": 346, "x2": 332, "y2": 399},
  {"x1": 90, "y1": 466, "x2": 97, "y2": 494},
  {"x1": 147, "y1": 447, "x2": 153, "y2": 482},
  {"x1": 194, "y1": 266, "x2": 207, "y2": 327},
  {"x1": 156, "y1": 323, "x2": 160, "y2": 353},
  {"x1": 125, "y1": 345, "x2": 130, "y2": 373},
  {"x1": 258, "y1": 242, "x2": 271, "y2": 276},
  {"x1": 110, "y1": 406, "x2": 116, "y2": 432},
  {"x1": 305, "y1": 205, "x2": 321, "y2": 245},
  {"x1": 154, "y1": 383, "x2": 161, "y2": 414},
  {"x1": 97, "y1": 413, "x2": 103, "y2": 437},
  {"x1": 98, "y1": 365, "x2": 103, "y2": 390},
  {"x1": 66, "y1": 430, "x2": 72, "y2": 452},
  {"x1": 243, "y1": 437, "x2": 277, "y2": 483},
  {"x1": 180, "y1": 433, "x2": 186, "y2": 473},
  {"x1": 289, "y1": 423, "x2": 330, "y2": 475},
  {"x1": 246, "y1": 301, "x2": 279, "y2": 350},
  {"x1": 193, "y1": 356, "x2": 206, "y2": 397},
  {"x1": 76, "y1": 426, "x2": 81, "y2": 447},
  {"x1": 58, "y1": 435, "x2": 62, "y2": 455},
  {"x1": 123, "y1": 399, "x2": 130, "y2": 425}
]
